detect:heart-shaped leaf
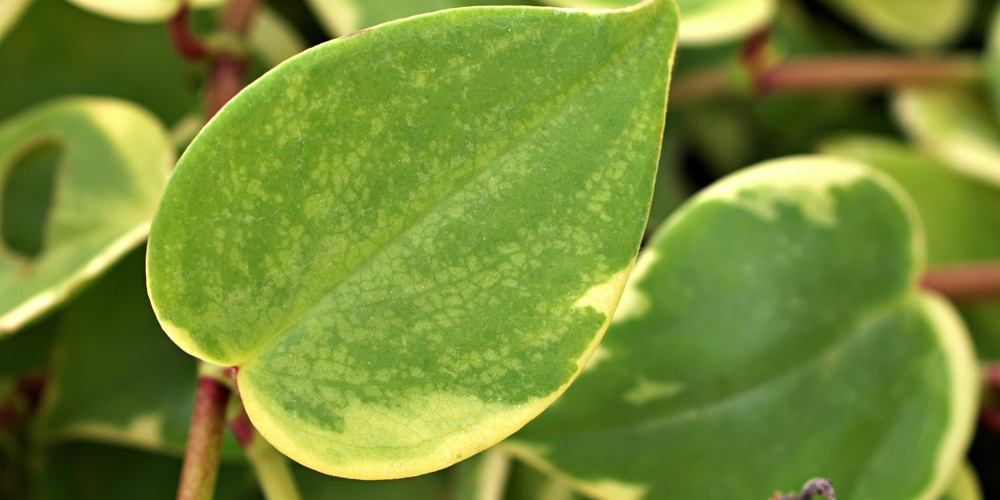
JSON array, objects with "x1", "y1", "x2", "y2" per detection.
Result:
[
  {"x1": 821, "y1": 135, "x2": 1000, "y2": 358},
  {"x1": 0, "y1": 97, "x2": 172, "y2": 334},
  {"x1": 147, "y1": 0, "x2": 678, "y2": 479},
  {"x1": 505, "y1": 156, "x2": 979, "y2": 499}
]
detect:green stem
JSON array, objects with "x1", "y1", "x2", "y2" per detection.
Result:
[
  {"x1": 229, "y1": 404, "x2": 301, "y2": 500},
  {"x1": 670, "y1": 54, "x2": 982, "y2": 105},
  {"x1": 921, "y1": 262, "x2": 1000, "y2": 303},
  {"x1": 177, "y1": 364, "x2": 231, "y2": 500}
]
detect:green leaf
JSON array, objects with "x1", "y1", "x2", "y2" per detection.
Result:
[
  {"x1": 0, "y1": 0, "x2": 31, "y2": 44},
  {"x1": 820, "y1": 135, "x2": 1000, "y2": 358},
  {"x1": 248, "y1": 5, "x2": 308, "y2": 67},
  {"x1": 0, "y1": 0, "x2": 200, "y2": 124},
  {"x1": 540, "y1": 0, "x2": 774, "y2": 45},
  {"x1": 36, "y1": 247, "x2": 243, "y2": 459},
  {"x1": 816, "y1": 0, "x2": 972, "y2": 48},
  {"x1": 0, "y1": 311, "x2": 58, "y2": 379},
  {"x1": 940, "y1": 461, "x2": 982, "y2": 500},
  {"x1": 305, "y1": 0, "x2": 514, "y2": 37},
  {"x1": 505, "y1": 156, "x2": 979, "y2": 499},
  {"x1": 293, "y1": 461, "x2": 451, "y2": 498},
  {"x1": 505, "y1": 459, "x2": 588, "y2": 500},
  {"x1": 64, "y1": 0, "x2": 223, "y2": 23},
  {"x1": 820, "y1": 136, "x2": 1000, "y2": 265},
  {"x1": 449, "y1": 447, "x2": 512, "y2": 500},
  {"x1": 893, "y1": 86, "x2": 1000, "y2": 188},
  {"x1": 0, "y1": 97, "x2": 172, "y2": 334},
  {"x1": 33, "y1": 441, "x2": 258, "y2": 500},
  {"x1": 148, "y1": 0, "x2": 678, "y2": 479}
]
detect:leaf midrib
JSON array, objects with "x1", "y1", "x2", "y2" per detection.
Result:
[{"x1": 237, "y1": 10, "x2": 659, "y2": 367}]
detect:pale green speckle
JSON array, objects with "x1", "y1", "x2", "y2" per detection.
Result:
[
  {"x1": 147, "y1": 0, "x2": 675, "y2": 478},
  {"x1": 622, "y1": 376, "x2": 683, "y2": 405}
]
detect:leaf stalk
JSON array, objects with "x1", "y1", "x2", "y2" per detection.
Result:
[
  {"x1": 921, "y1": 262, "x2": 1000, "y2": 303},
  {"x1": 177, "y1": 368, "x2": 231, "y2": 500},
  {"x1": 230, "y1": 404, "x2": 302, "y2": 500}
]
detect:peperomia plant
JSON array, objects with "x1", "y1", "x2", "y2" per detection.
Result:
[{"x1": 2, "y1": 0, "x2": 1000, "y2": 499}]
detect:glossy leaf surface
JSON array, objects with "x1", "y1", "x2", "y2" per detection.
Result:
[
  {"x1": 0, "y1": 98, "x2": 171, "y2": 333},
  {"x1": 821, "y1": 135, "x2": 1000, "y2": 358},
  {"x1": 540, "y1": 0, "x2": 773, "y2": 45},
  {"x1": 506, "y1": 157, "x2": 978, "y2": 500},
  {"x1": 147, "y1": 0, "x2": 678, "y2": 479}
]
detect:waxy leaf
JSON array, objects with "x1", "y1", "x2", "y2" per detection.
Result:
[
  {"x1": 0, "y1": 97, "x2": 171, "y2": 333},
  {"x1": 506, "y1": 157, "x2": 978, "y2": 499},
  {"x1": 540, "y1": 0, "x2": 774, "y2": 45},
  {"x1": 816, "y1": 0, "x2": 971, "y2": 48},
  {"x1": 821, "y1": 135, "x2": 1000, "y2": 358},
  {"x1": 893, "y1": 86, "x2": 1000, "y2": 188},
  {"x1": 147, "y1": 0, "x2": 678, "y2": 479}
]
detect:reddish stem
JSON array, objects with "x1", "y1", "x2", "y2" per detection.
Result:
[
  {"x1": 921, "y1": 263, "x2": 1000, "y2": 303},
  {"x1": 981, "y1": 408, "x2": 1000, "y2": 434},
  {"x1": 167, "y1": 3, "x2": 208, "y2": 62},
  {"x1": 739, "y1": 28, "x2": 771, "y2": 75},
  {"x1": 0, "y1": 372, "x2": 48, "y2": 433},
  {"x1": 177, "y1": 377, "x2": 231, "y2": 500},
  {"x1": 754, "y1": 56, "x2": 981, "y2": 94},
  {"x1": 219, "y1": 0, "x2": 258, "y2": 36},
  {"x1": 986, "y1": 364, "x2": 1000, "y2": 394},
  {"x1": 228, "y1": 403, "x2": 255, "y2": 449},
  {"x1": 670, "y1": 54, "x2": 981, "y2": 105},
  {"x1": 205, "y1": 54, "x2": 248, "y2": 119}
]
